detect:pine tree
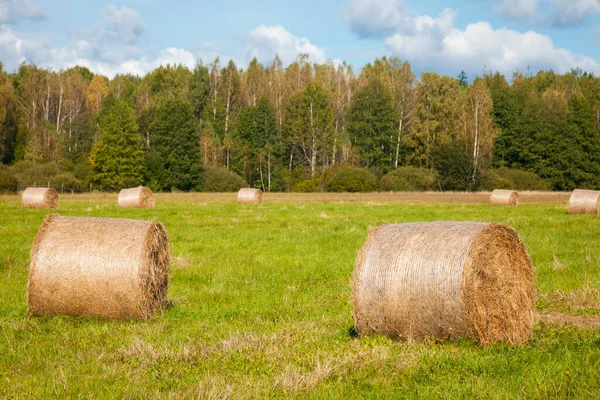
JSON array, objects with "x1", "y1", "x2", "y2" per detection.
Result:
[
  {"x1": 89, "y1": 97, "x2": 144, "y2": 189},
  {"x1": 346, "y1": 79, "x2": 397, "y2": 170},
  {"x1": 148, "y1": 98, "x2": 202, "y2": 191}
]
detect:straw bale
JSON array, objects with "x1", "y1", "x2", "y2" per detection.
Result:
[
  {"x1": 28, "y1": 215, "x2": 169, "y2": 320},
  {"x1": 352, "y1": 222, "x2": 534, "y2": 344},
  {"x1": 490, "y1": 189, "x2": 519, "y2": 206},
  {"x1": 568, "y1": 189, "x2": 600, "y2": 214},
  {"x1": 22, "y1": 187, "x2": 58, "y2": 209},
  {"x1": 118, "y1": 186, "x2": 155, "y2": 208},
  {"x1": 237, "y1": 188, "x2": 263, "y2": 204}
]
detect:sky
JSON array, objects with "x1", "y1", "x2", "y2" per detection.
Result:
[{"x1": 1, "y1": 0, "x2": 600, "y2": 79}]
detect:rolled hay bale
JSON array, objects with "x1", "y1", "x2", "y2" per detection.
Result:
[
  {"x1": 28, "y1": 215, "x2": 170, "y2": 320},
  {"x1": 22, "y1": 187, "x2": 58, "y2": 209},
  {"x1": 237, "y1": 188, "x2": 263, "y2": 204},
  {"x1": 490, "y1": 189, "x2": 519, "y2": 206},
  {"x1": 568, "y1": 189, "x2": 600, "y2": 214},
  {"x1": 118, "y1": 186, "x2": 155, "y2": 208},
  {"x1": 352, "y1": 222, "x2": 534, "y2": 344}
]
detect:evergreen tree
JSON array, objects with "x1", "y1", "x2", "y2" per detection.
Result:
[
  {"x1": 89, "y1": 97, "x2": 144, "y2": 189},
  {"x1": 148, "y1": 98, "x2": 202, "y2": 191},
  {"x1": 347, "y1": 79, "x2": 397, "y2": 170}
]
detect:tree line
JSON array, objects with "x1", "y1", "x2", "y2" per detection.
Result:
[{"x1": 1, "y1": 55, "x2": 599, "y2": 193}]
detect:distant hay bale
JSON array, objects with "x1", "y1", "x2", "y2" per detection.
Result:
[
  {"x1": 352, "y1": 222, "x2": 534, "y2": 344},
  {"x1": 22, "y1": 187, "x2": 58, "y2": 209},
  {"x1": 28, "y1": 215, "x2": 170, "y2": 320},
  {"x1": 118, "y1": 186, "x2": 155, "y2": 208},
  {"x1": 237, "y1": 188, "x2": 263, "y2": 204},
  {"x1": 490, "y1": 189, "x2": 519, "y2": 206},
  {"x1": 568, "y1": 189, "x2": 600, "y2": 214}
]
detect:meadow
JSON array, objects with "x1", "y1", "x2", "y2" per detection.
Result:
[{"x1": 0, "y1": 192, "x2": 599, "y2": 399}]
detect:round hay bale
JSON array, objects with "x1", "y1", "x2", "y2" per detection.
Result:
[
  {"x1": 237, "y1": 188, "x2": 263, "y2": 204},
  {"x1": 352, "y1": 222, "x2": 534, "y2": 344},
  {"x1": 22, "y1": 187, "x2": 58, "y2": 209},
  {"x1": 568, "y1": 189, "x2": 600, "y2": 214},
  {"x1": 28, "y1": 215, "x2": 169, "y2": 320},
  {"x1": 118, "y1": 186, "x2": 155, "y2": 208},
  {"x1": 490, "y1": 189, "x2": 519, "y2": 206}
]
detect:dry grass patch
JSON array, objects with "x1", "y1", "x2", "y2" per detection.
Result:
[{"x1": 536, "y1": 312, "x2": 600, "y2": 330}]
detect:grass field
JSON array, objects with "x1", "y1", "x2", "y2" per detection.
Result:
[{"x1": 1, "y1": 192, "x2": 599, "y2": 398}]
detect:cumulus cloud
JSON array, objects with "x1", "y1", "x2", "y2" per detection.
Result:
[
  {"x1": 496, "y1": 0, "x2": 600, "y2": 27},
  {"x1": 343, "y1": 0, "x2": 407, "y2": 38},
  {"x1": 0, "y1": 24, "x2": 203, "y2": 77},
  {"x1": 385, "y1": 20, "x2": 600, "y2": 76},
  {"x1": 103, "y1": 4, "x2": 145, "y2": 43},
  {"x1": 0, "y1": 0, "x2": 44, "y2": 24},
  {"x1": 245, "y1": 25, "x2": 325, "y2": 65}
]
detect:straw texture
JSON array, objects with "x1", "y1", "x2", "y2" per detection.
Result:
[
  {"x1": 568, "y1": 189, "x2": 600, "y2": 214},
  {"x1": 21, "y1": 187, "x2": 58, "y2": 209},
  {"x1": 118, "y1": 186, "x2": 155, "y2": 208},
  {"x1": 352, "y1": 222, "x2": 534, "y2": 344},
  {"x1": 237, "y1": 188, "x2": 263, "y2": 204},
  {"x1": 28, "y1": 215, "x2": 170, "y2": 320},
  {"x1": 490, "y1": 189, "x2": 519, "y2": 206}
]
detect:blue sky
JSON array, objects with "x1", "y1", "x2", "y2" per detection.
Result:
[{"x1": 1, "y1": 0, "x2": 600, "y2": 78}]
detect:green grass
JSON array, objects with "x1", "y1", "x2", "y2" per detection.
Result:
[{"x1": 0, "y1": 196, "x2": 599, "y2": 398}]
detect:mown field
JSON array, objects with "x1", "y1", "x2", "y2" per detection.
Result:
[{"x1": 0, "y1": 192, "x2": 599, "y2": 399}]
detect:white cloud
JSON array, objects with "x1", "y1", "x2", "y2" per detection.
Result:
[
  {"x1": 385, "y1": 20, "x2": 600, "y2": 76},
  {"x1": 0, "y1": 24, "x2": 202, "y2": 77},
  {"x1": 0, "y1": 0, "x2": 44, "y2": 24},
  {"x1": 103, "y1": 4, "x2": 145, "y2": 43},
  {"x1": 343, "y1": 0, "x2": 406, "y2": 38},
  {"x1": 245, "y1": 25, "x2": 326, "y2": 65},
  {"x1": 496, "y1": 0, "x2": 600, "y2": 27}
]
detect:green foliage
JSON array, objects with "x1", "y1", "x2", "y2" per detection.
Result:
[
  {"x1": 478, "y1": 168, "x2": 550, "y2": 191},
  {"x1": 324, "y1": 165, "x2": 379, "y2": 192},
  {"x1": 381, "y1": 166, "x2": 436, "y2": 191},
  {"x1": 0, "y1": 166, "x2": 17, "y2": 193},
  {"x1": 89, "y1": 97, "x2": 145, "y2": 190},
  {"x1": 432, "y1": 140, "x2": 473, "y2": 191},
  {"x1": 293, "y1": 178, "x2": 323, "y2": 192},
  {"x1": 149, "y1": 98, "x2": 202, "y2": 191},
  {"x1": 347, "y1": 79, "x2": 397, "y2": 169},
  {"x1": 8, "y1": 160, "x2": 61, "y2": 186},
  {"x1": 203, "y1": 167, "x2": 247, "y2": 192},
  {"x1": 49, "y1": 172, "x2": 81, "y2": 191}
]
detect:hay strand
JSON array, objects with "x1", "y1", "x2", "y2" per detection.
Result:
[
  {"x1": 237, "y1": 188, "x2": 263, "y2": 204},
  {"x1": 118, "y1": 186, "x2": 155, "y2": 208},
  {"x1": 490, "y1": 189, "x2": 519, "y2": 206},
  {"x1": 568, "y1": 189, "x2": 600, "y2": 214},
  {"x1": 352, "y1": 222, "x2": 534, "y2": 344},
  {"x1": 21, "y1": 187, "x2": 58, "y2": 209},
  {"x1": 28, "y1": 215, "x2": 170, "y2": 320}
]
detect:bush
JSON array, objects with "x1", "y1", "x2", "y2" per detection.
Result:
[
  {"x1": 9, "y1": 161, "x2": 62, "y2": 187},
  {"x1": 0, "y1": 166, "x2": 18, "y2": 193},
  {"x1": 50, "y1": 172, "x2": 81, "y2": 192},
  {"x1": 324, "y1": 166, "x2": 378, "y2": 192},
  {"x1": 294, "y1": 178, "x2": 323, "y2": 193},
  {"x1": 203, "y1": 167, "x2": 247, "y2": 192},
  {"x1": 381, "y1": 167, "x2": 436, "y2": 191},
  {"x1": 478, "y1": 168, "x2": 550, "y2": 191}
]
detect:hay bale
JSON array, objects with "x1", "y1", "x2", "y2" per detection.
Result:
[
  {"x1": 490, "y1": 189, "x2": 519, "y2": 206},
  {"x1": 237, "y1": 188, "x2": 263, "y2": 204},
  {"x1": 28, "y1": 215, "x2": 169, "y2": 320},
  {"x1": 118, "y1": 186, "x2": 155, "y2": 208},
  {"x1": 352, "y1": 222, "x2": 534, "y2": 344},
  {"x1": 22, "y1": 187, "x2": 58, "y2": 209},
  {"x1": 568, "y1": 189, "x2": 600, "y2": 214}
]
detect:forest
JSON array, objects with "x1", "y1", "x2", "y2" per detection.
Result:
[{"x1": 1, "y1": 55, "x2": 600, "y2": 193}]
